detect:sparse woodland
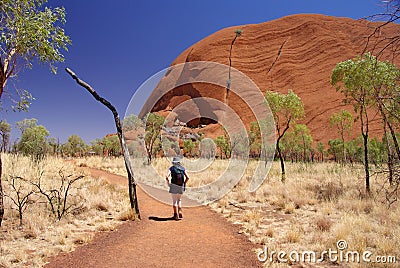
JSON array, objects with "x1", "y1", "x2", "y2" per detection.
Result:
[
  {"x1": 1, "y1": 52, "x2": 399, "y2": 266},
  {"x1": 1, "y1": 0, "x2": 400, "y2": 267}
]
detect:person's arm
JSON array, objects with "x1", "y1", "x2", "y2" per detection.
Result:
[
  {"x1": 165, "y1": 171, "x2": 171, "y2": 186},
  {"x1": 184, "y1": 171, "x2": 189, "y2": 184}
]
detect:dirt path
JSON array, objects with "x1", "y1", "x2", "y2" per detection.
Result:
[{"x1": 45, "y1": 168, "x2": 262, "y2": 268}]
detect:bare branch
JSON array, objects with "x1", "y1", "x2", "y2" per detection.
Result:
[{"x1": 4, "y1": 175, "x2": 35, "y2": 226}]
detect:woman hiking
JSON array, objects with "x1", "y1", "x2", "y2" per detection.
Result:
[{"x1": 165, "y1": 157, "x2": 189, "y2": 220}]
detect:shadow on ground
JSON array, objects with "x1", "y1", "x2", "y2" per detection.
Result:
[{"x1": 148, "y1": 216, "x2": 178, "y2": 221}]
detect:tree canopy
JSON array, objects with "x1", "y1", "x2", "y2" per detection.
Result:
[
  {"x1": 63, "y1": 134, "x2": 87, "y2": 157},
  {"x1": 144, "y1": 113, "x2": 165, "y2": 163},
  {"x1": 331, "y1": 52, "x2": 400, "y2": 192},
  {"x1": 123, "y1": 114, "x2": 143, "y2": 132},
  {"x1": 330, "y1": 110, "x2": 353, "y2": 163},
  {"x1": 0, "y1": 120, "x2": 11, "y2": 152},
  {"x1": 0, "y1": 0, "x2": 71, "y2": 110},
  {"x1": 18, "y1": 124, "x2": 49, "y2": 159},
  {"x1": 265, "y1": 90, "x2": 304, "y2": 181},
  {"x1": 16, "y1": 118, "x2": 38, "y2": 134}
]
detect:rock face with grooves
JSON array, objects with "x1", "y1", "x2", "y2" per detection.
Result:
[{"x1": 144, "y1": 14, "x2": 400, "y2": 143}]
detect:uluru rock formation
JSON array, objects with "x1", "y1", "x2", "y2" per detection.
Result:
[{"x1": 142, "y1": 14, "x2": 400, "y2": 144}]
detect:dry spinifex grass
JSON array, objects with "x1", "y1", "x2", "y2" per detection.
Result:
[
  {"x1": 75, "y1": 156, "x2": 400, "y2": 266},
  {"x1": 0, "y1": 154, "x2": 131, "y2": 267},
  {"x1": 216, "y1": 162, "x2": 400, "y2": 267}
]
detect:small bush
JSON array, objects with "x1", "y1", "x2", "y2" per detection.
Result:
[
  {"x1": 286, "y1": 229, "x2": 302, "y2": 243},
  {"x1": 117, "y1": 209, "x2": 135, "y2": 221},
  {"x1": 73, "y1": 233, "x2": 93, "y2": 245},
  {"x1": 315, "y1": 216, "x2": 332, "y2": 232},
  {"x1": 284, "y1": 202, "x2": 296, "y2": 214},
  {"x1": 265, "y1": 228, "x2": 274, "y2": 238},
  {"x1": 314, "y1": 181, "x2": 344, "y2": 201},
  {"x1": 95, "y1": 202, "x2": 109, "y2": 212}
]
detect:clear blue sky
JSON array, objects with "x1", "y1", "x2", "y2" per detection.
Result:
[{"x1": 0, "y1": 0, "x2": 387, "y2": 143}]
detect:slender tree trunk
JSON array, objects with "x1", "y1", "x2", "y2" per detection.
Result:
[
  {"x1": 341, "y1": 129, "x2": 346, "y2": 164},
  {"x1": 147, "y1": 150, "x2": 152, "y2": 165},
  {"x1": 302, "y1": 136, "x2": 307, "y2": 162},
  {"x1": 386, "y1": 136, "x2": 394, "y2": 185},
  {"x1": 276, "y1": 122, "x2": 291, "y2": 182},
  {"x1": 363, "y1": 132, "x2": 370, "y2": 193},
  {"x1": 387, "y1": 120, "x2": 400, "y2": 160},
  {"x1": 382, "y1": 118, "x2": 394, "y2": 185},
  {"x1": 65, "y1": 68, "x2": 140, "y2": 219},
  {"x1": 360, "y1": 108, "x2": 370, "y2": 194},
  {"x1": 276, "y1": 139, "x2": 286, "y2": 182},
  {"x1": 376, "y1": 97, "x2": 400, "y2": 160}
]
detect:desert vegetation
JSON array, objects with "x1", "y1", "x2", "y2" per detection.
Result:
[
  {"x1": 1, "y1": 0, "x2": 400, "y2": 267},
  {"x1": 0, "y1": 118, "x2": 122, "y2": 158},
  {"x1": 213, "y1": 162, "x2": 399, "y2": 266},
  {"x1": 74, "y1": 155, "x2": 399, "y2": 266},
  {"x1": 0, "y1": 153, "x2": 131, "y2": 267}
]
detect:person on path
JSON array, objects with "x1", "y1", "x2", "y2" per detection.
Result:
[{"x1": 165, "y1": 157, "x2": 189, "y2": 220}]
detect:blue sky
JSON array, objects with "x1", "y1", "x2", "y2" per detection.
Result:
[{"x1": 0, "y1": 0, "x2": 388, "y2": 143}]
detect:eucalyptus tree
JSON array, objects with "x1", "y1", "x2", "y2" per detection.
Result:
[
  {"x1": 249, "y1": 121, "x2": 261, "y2": 158},
  {"x1": 63, "y1": 134, "x2": 88, "y2": 157},
  {"x1": 0, "y1": 0, "x2": 71, "y2": 226},
  {"x1": 144, "y1": 113, "x2": 165, "y2": 164},
  {"x1": 292, "y1": 124, "x2": 313, "y2": 162},
  {"x1": 0, "y1": 120, "x2": 11, "y2": 152},
  {"x1": 103, "y1": 135, "x2": 122, "y2": 157},
  {"x1": 18, "y1": 125, "x2": 50, "y2": 159},
  {"x1": 16, "y1": 118, "x2": 38, "y2": 135},
  {"x1": 330, "y1": 110, "x2": 353, "y2": 163},
  {"x1": 123, "y1": 114, "x2": 143, "y2": 132},
  {"x1": 183, "y1": 139, "x2": 195, "y2": 157},
  {"x1": 331, "y1": 53, "x2": 400, "y2": 193},
  {"x1": 317, "y1": 141, "x2": 325, "y2": 162},
  {"x1": 265, "y1": 90, "x2": 304, "y2": 181}
]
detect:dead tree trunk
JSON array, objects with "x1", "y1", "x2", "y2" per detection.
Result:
[{"x1": 65, "y1": 68, "x2": 140, "y2": 219}]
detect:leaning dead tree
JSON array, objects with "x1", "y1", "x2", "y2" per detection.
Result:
[{"x1": 65, "y1": 68, "x2": 140, "y2": 219}]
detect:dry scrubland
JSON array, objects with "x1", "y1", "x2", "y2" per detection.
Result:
[
  {"x1": 0, "y1": 154, "x2": 132, "y2": 267},
  {"x1": 77, "y1": 156, "x2": 400, "y2": 267},
  {"x1": 2, "y1": 155, "x2": 398, "y2": 267}
]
